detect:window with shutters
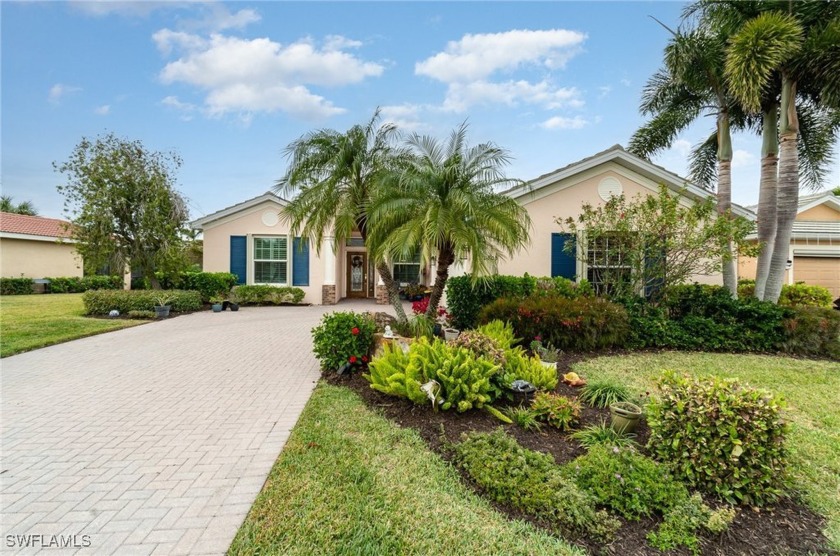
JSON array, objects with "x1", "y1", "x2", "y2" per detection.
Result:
[
  {"x1": 253, "y1": 237, "x2": 288, "y2": 285},
  {"x1": 586, "y1": 233, "x2": 632, "y2": 296}
]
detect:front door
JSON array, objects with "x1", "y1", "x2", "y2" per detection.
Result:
[{"x1": 346, "y1": 253, "x2": 367, "y2": 298}]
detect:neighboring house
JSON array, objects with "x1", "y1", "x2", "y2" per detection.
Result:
[
  {"x1": 194, "y1": 145, "x2": 759, "y2": 305},
  {"x1": 738, "y1": 191, "x2": 840, "y2": 297},
  {"x1": 0, "y1": 212, "x2": 82, "y2": 278}
]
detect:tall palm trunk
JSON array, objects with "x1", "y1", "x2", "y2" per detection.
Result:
[
  {"x1": 426, "y1": 245, "x2": 455, "y2": 320},
  {"x1": 754, "y1": 105, "x2": 779, "y2": 299},
  {"x1": 764, "y1": 78, "x2": 799, "y2": 303},
  {"x1": 375, "y1": 261, "x2": 408, "y2": 322},
  {"x1": 716, "y1": 109, "x2": 738, "y2": 297}
]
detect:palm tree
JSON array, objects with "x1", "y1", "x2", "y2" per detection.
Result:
[
  {"x1": 629, "y1": 24, "x2": 741, "y2": 296},
  {"x1": 723, "y1": 1, "x2": 840, "y2": 302},
  {"x1": 274, "y1": 110, "x2": 408, "y2": 321},
  {"x1": 369, "y1": 124, "x2": 531, "y2": 319},
  {"x1": 0, "y1": 195, "x2": 38, "y2": 216}
]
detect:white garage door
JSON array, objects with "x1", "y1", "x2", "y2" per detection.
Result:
[{"x1": 793, "y1": 257, "x2": 840, "y2": 298}]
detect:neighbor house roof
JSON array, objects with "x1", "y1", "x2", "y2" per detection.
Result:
[
  {"x1": 190, "y1": 192, "x2": 288, "y2": 230},
  {"x1": 0, "y1": 212, "x2": 74, "y2": 241},
  {"x1": 798, "y1": 191, "x2": 840, "y2": 213},
  {"x1": 745, "y1": 191, "x2": 840, "y2": 241},
  {"x1": 504, "y1": 144, "x2": 756, "y2": 219}
]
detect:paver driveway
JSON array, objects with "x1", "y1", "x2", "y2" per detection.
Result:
[{"x1": 1, "y1": 303, "x2": 372, "y2": 555}]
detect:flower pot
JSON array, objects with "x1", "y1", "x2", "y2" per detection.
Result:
[
  {"x1": 540, "y1": 360, "x2": 557, "y2": 370},
  {"x1": 229, "y1": 302, "x2": 239, "y2": 312},
  {"x1": 443, "y1": 327, "x2": 460, "y2": 341},
  {"x1": 211, "y1": 303, "x2": 223, "y2": 313},
  {"x1": 610, "y1": 401, "x2": 642, "y2": 434},
  {"x1": 154, "y1": 305, "x2": 170, "y2": 318}
]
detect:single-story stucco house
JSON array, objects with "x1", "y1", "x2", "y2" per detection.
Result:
[
  {"x1": 738, "y1": 191, "x2": 840, "y2": 297},
  {"x1": 0, "y1": 212, "x2": 82, "y2": 279},
  {"x1": 194, "y1": 145, "x2": 839, "y2": 305}
]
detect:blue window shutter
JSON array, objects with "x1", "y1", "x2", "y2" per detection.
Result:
[
  {"x1": 551, "y1": 233, "x2": 576, "y2": 279},
  {"x1": 230, "y1": 236, "x2": 247, "y2": 285},
  {"x1": 292, "y1": 237, "x2": 310, "y2": 286}
]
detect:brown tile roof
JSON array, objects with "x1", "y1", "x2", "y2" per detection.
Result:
[{"x1": 0, "y1": 212, "x2": 73, "y2": 238}]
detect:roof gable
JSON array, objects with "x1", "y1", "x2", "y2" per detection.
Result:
[
  {"x1": 798, "y1": 192, "x2": 840, "y2": 215},
  {"x1": 190, "y1": 192, "x2": 287, "y2": 230}
]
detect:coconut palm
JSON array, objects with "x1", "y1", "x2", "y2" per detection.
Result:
[
  {"x1": 0, "y1": 195, "x2": 38, "y2": 216},
  {"x1": 369, "y1": 124, "x2": 531, "y2": 319},
  {"x1": 723, "y1": 0, "x2": 840, "y2": 302},
  {"x1": 274, "y1": 110, "x2": 408, "y2": 321}
]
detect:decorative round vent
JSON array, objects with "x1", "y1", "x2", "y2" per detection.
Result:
[
  {"x1": 598, "y1": 176, "x2": 623, "y2": 201},
  {"x1": 261, "y1": 210, "x2": 279, "y2": 227}
]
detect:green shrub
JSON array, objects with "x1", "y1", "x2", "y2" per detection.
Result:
[
  {"x1": 503, "y1": 407, "x2": 542, "y2": 431},
  {"x1": 311, "y1": 312, "x2": 376, "y2": 372},
  {"x1": 82, "y1": 289, "x2": 201, "y2": 315},
  {"x1": 739, "y1": 279, "x2": 833, "y2": 308},
  {"x1": 158, "y1": 272, "x2": 237, "y2": 302},
  {"x1": 563, "y1": 445, "x2": 689, "y2": 520},
  {"x1": 46, "y1": 275, "x2": 123, "y2": 293},
  {"x1": 231, "y1": 285, "x2": 305, "y2": 305},
  {"x1": 365, "y1": 341, "x2": 426, "y2": 403},
  {"x1": 445, "y1": 274, "x2": 592, "y2": 330},
  {"x1": 127, "y1": 310, "x2": 156, "y2": 319},
  {"x1": 476, "y1": 319, "x2": 517, "y2": 349},
  {"x1": 392, "y1": 314, "x2": 436, "y2": 339},
  {"x1": 646, "y1": 371, "x2": 789, "y2": 506},
  {"x1": 647, "y1": 494, "x2": 736, "y2": 555},
  {"x1": 450, "y1": 331, "x2": 506, "y2": 367},
  {"x1": 578, "y1": 379, "x2": 631, "y2": 409},
  {"x1": 434, "y1": 346, "x2": 500, "y2": 412},
  {"x1": 499, "y1": 348, "x2": 558, "y2": 391},
  {"x1": 778, "y1": 305, "x2": 840, "y2": 359},
  {"x1": 570, "y1": 421, "x2": 636, "y2": 449},
  {"x1": 453, "y1": 429, "x2": 619, "y2": 542},
  {"x1": 479, "y1": 295, "x2": 629, "y2": 351},
  {"x1": 0, "y1": 277, "x2": 34, "y2": 295},
  {"x1": 531, "y1": 392, "x2": 580, "y2": 431}
]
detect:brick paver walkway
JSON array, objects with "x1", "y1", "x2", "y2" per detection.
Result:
[{"x1": 1, "y1": 302, "x2": 381, "y2": 555}]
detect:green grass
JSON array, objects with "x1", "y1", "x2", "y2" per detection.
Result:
[
  {"x1": 0, "y1": 293, "x2": 143, "y2": 357},
  {"x1": 229, "y1": 383, "x2": 583, "y2": 556},
  {"x1": 572, "y1": 352, "x2": 840, "y2": 548}
]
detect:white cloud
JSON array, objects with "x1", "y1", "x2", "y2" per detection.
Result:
[
  {"x1": 48, "y1": 83, "x2": 81, "y2": 104},
  {"x1": 620, "y1": 78, "x2": 632, "y2": 87},
  {"x1": 672, "y1": 139, "x2": 692, "y2": 158},
  {"x1": 93, "y1": 104, "x2": 110, "y2": 115},
  {"x1": 540, "y1": 116, "x2": 588, "y2": 130},
  {"x1": 598, "y1": 85, "x2": 612, "y2": 99},
  {"x1": 732, "y1": 149, "x2": 756, "y2": 169},
  {"x1": 155, "y1": 32, "x2": 383, "y2": 120},
  {"x1": 416, "y1": 29, "x2": 585, "y2": 82},
  {"x1": 415, "y1": 29, "x2": 586, "y2": 114}
]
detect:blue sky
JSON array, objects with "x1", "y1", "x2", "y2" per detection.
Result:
[{"x1": 2, "y1": 1, "x2": 838, "y2": 221}]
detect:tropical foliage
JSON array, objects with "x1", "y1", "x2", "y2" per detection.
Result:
[{"x1": 0, "y1": 195, "x2": 38, "y2": 215}]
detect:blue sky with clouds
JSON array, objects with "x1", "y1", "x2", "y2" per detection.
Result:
[{"x1": 2, "y1": 1, "x2": 838, "y2": 220}]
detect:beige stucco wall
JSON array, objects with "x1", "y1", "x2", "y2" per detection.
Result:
[
  {"x1": 798, "y1": 204, "x2": 839, "y2": 221},
  {"x1": 0, "y1": 238, "x2": 83, "y2": 278},
  {"x1": 497, "y1": 163, "x2": 722, "y2": 286},
  {"x1": 200, "y1": 200, "x2": 330, "y2": 304}
]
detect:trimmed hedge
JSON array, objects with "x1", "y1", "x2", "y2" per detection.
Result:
[
  {"x1": 780, "y1": 306, "x2": 840, "y2": 359},
  {"x1": 82, "y1": 290, "x2": 202, "y2": 315},
  {"x1": 157, "y1": 272, "x2": 238, "y2": 302},
  {"x1": 738, "y1": 280, "x2": 833, "y2": 308},
  {"x1": 445, "y1": 274, "x2": 592, "y2": 330},
  {"x1": 45, "y1": 275, "x2": 123, "y2": 293},
  {"x1": 478, "y1": 295, "x2": 629, "y2": 351},
  {"x1": 231, "y1": 285, "x2": 305, "y2": 305},
  {"x1": 0, "y1": 277, "x2": 34, "y2": 295}
]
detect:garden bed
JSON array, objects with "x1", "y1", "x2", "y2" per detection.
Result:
[{"x1": 324, "y1": 367, "x2": 833, "y2": 555}]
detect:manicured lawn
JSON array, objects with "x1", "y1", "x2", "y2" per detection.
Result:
[
  {"x1": 229, "y1": 383, "x2": 583, "y2": 556},
  {"x1": 0, "y1": 294, "x2": 143, "y2": 357},
  {"x1": 573, "y1": 352, "x2": 840, "y2": 549}
]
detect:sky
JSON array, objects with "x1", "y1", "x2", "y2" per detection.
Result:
[{"x1": 2, "y1": 0, "x2": 838, "y2": 222}]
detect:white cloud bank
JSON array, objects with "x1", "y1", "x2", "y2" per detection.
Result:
[
  {"x1": 154, "y1": 31, "x2": 384, "y2": 120},
  {"x1": 48, "y1": 83, "x2": 81, "y2": 104},
  {"x1": 540, "y1": 115, "x2": 587, "y2": 130}
]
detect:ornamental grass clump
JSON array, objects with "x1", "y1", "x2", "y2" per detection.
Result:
[
  {"x1": 578, "y1": 378, "x2": 631, "y2": 408},
  {"x1": 646, "y1": 371, "x2": 789, "y2": 506},
  {"x1": 311, "y1": 311, "x2": 376, "y2": 372}
]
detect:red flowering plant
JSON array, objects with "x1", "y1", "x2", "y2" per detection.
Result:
[{"x1": 311, "y1": 311, "x2": 376, "y2": 372}]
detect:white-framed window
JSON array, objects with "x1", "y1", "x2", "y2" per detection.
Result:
[
  {"x1": 393, "y1": 251, "x2": 422, "y2": 284},
  {"x1": 586, "y1": 233, "x2": 632, "y2": 296},
  {"x1": 253, "y1": 236, "x2": 288, "y2": 285}
]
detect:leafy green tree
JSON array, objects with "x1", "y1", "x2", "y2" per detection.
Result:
[
  {"x1": 0, "y1": 195, "x2": 38, "y2": 216},
  {"x1": 274, "y1": 110, "x2": 408, "y2": 322},
  {"x1": 54, "y1": 133, "x2": 189, "y2": 289},
  {"x1": 370, "y1": 124, "x2": 530, "y2": 319},
  {"x1": 560, "y1": 185, "x2": 757, "y2": 300},
  {"x1": 723, "y1": 0, "x2": 840, "y2": 302}
]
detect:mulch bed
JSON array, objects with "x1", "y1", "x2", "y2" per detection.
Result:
[{"x1": 323, "y1": 354, "x2": 835, "y2": 556}]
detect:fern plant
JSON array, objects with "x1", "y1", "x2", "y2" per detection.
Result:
[
  {"x1": 502, "y1": 348, "x2": 558, "y2": 391},
  {"x1": 476, "y1": 319, "x2": 518, "y2": 350}
]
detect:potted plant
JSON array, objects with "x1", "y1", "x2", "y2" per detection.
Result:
[
  {"x1": 530, "y1": 338, "x2": 561, "y2": 369},
  {"x1": 443, "y1": 327, "x2": 460, "y2": 341},
  {"x1": 153, "y1": 293, "x2": 173, "y2": 318},
  {"x1": 404, "y1": 283, "x2": 425, "y2": 301},
  {"x1": 610, "y1": 401, "x2": 643, "y2": 434},
  {"x1": 210, "y1": 295, "x2": 224, "y2": 312}
]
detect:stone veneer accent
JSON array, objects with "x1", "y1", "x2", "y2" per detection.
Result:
[
  {"x1": 321, "y1": 285, "x2": 337, "y2": 305},
  {"x1": 375, "y1": 285, "x2": 389, "y2": 305}
]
